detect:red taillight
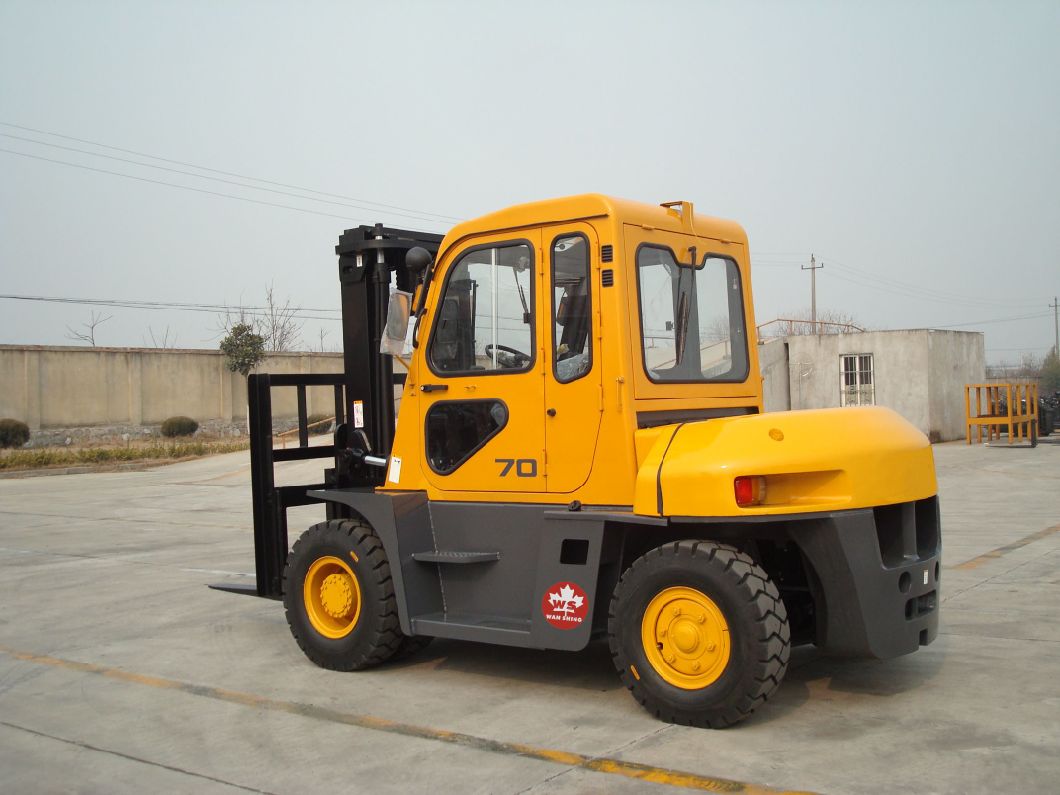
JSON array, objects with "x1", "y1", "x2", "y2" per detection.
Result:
[{"x1": 734, "y1": 476, "x2": 766, "y2": 507}]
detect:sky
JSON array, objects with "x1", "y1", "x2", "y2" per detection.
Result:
[{"x1": 1, "y1": 0, "x2": 1057, "y2": 365}]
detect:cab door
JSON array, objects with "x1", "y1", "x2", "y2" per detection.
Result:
[
  {"x1": 543, "y1": 224, "x2": 603, "y2": 493},
  {"x1": 417, "y1": 230, "x2": 546, "y2": 493}
]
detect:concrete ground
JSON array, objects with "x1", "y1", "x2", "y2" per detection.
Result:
[{"x1": 0, "y1": 438, "x2": 1057, "y2": 794}]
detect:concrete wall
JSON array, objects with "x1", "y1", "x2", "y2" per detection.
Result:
[
  {"x1": 0, "y1": 345, "x2": 344, "y2": 429},
  {"x1": 928, "y1": 331, "x2": 987, "y2": 440},
  {"x1": 759, "y1": 338, "x2": 791, "y2": 412},
  {"x1": 760, "y1": 330, "x2": 984, "y2": 441}
]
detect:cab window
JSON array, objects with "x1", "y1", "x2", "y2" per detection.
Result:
[
  {"x1": 551, "y1": 234, "x2": 592, "y2": 383},
  {"x1": 428, "y1": 242, "x2": 534, "y2": 374},
  {"x1": 636, "y1": 246, "x2": 748, "y2": 383},
  {"x1": 425, "y1": 400, "x2": 508, "y2": 474}
]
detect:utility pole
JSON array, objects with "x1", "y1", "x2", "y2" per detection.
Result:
[
  {"x1": 802, "y1": 254, "x2": 824, "y2": 334},
  {"x1": 1051, "y1": 296, "x2": 1059, "y2": 356}
]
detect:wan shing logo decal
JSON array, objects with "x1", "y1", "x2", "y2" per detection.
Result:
[{"x1": 542, "y1": 582, "x2": 589, "y2": 630}]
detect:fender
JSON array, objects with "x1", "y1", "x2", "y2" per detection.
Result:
[{"x1": 633, "y1": 407, "x2": 937, "y2": 518}]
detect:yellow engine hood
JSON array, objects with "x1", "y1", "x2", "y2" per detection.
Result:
[{"x1": 633, "y1": 407, "x2": 937, "y2": 518}]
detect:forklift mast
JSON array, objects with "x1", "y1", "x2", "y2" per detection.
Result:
[
  {"x1": 335, "y1": 223, "x2": 443, "y2": 473},
  {"x1": 233, "y1": 224, "x2": 442, "y2": 599}
]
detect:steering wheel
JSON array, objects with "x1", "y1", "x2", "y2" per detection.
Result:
[{"x1": 484, "y1": 344, "x2": 531, "y2": 367}]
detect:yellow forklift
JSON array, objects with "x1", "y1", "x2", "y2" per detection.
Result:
[{"x1": 216, "y1": 195, "x2": 940, "y2": 727}]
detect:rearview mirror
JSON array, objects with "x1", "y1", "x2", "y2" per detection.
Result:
[{"x1": 380, "y1": 289, "x2": 414, "y2": 357}]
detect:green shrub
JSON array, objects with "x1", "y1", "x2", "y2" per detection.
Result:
[
  {"x1": 0, "y1": 418, "x2": 30, "y2": 449},
  {"x1": 161, "y1": 416, "x2": 199, "y2": 437}
]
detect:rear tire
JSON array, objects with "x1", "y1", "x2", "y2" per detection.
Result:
[
  {"x1": 608, "y1": 540, "x2": 790, "y2": 728},
  {"x1": 283, "y1": 519, "x2": 404, "y2": 670},
  {"x1": 390, "y1": 635, "x2": 434, "y2": 662}
]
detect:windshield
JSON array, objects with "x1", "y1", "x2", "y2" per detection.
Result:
[{"x1": 636, "y1": 245, "x2": 749, "y2": 383}]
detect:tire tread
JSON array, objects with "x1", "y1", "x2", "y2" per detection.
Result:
[{"x1": 608, "y1": 540, "x2": 791, "y2": 728}]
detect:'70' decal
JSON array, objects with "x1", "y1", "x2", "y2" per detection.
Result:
[{"x1": 496, "y1": 458, "x2": 538, "y2": 478}]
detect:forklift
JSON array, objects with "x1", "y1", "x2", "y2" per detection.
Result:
[{"x1": 216, "y1": 195, "x2": 940, "y2": 727}]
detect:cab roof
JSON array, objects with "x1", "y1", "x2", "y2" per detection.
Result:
[{"x1": 440, "y1": 193, "x2": 748, "y2": 253}]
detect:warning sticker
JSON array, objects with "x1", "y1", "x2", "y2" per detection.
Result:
[
  {"x1": 542, "y1": 581, "x2": 589, "y2": 630},
  {"x1": 353, "y1": 400, "x2": 364, "y2": 429},
  {"x1": 388, "y1": 456, "x2": 402, "y2": 485}
]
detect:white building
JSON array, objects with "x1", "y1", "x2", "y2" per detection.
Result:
[{"x1": 759, "y1": 329, "x2": 985, "y2": 442}]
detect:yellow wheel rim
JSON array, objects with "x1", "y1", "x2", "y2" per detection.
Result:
[
  {"x1": 641, "y1": 586, "x2": 731, "y2": 689},
  {"x1": 304, "y1": 555, "x2": 362, "y2": 639}
]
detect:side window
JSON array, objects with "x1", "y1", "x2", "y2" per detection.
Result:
[
  {"x1": 551, "y1": 234, "x2": 592, "y2": 383},
  {"x1": 695, "y1": 256, "x2": 748, "y2": 381},
  {"x1": 425, "y1": 400, "x2": 508, "y2": 474},
  {"x1": 637, "y1": 247, "x2": 680, "y2": 377},
  {"x1": 428, "y1": 242, "x2": 534, "y2": 374}
]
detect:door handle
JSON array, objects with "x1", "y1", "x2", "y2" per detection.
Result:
[{"x1": 420, "y1": 384, "x2": 449, "y2": 393}]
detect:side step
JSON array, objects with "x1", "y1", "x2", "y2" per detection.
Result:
[
  {"x1": 411, "y1": 550, "x2": 501, "y2": 564},
  {"x1": 411, "y1": 612, "x2": 532, "y2": 648}
]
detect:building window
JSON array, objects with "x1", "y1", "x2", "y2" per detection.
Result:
[{"x1": 840, "y1": 354, "x2": 875, "y2": 406}]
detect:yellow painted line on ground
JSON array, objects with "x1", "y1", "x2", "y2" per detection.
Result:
[
  {"x1": 0, "y1": 645, "x2": 813, "y2": 795},
  {"x1": 953, "y1": 523, "x2": 1060, "y2": 570}
]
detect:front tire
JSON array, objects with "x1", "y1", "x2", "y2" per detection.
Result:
[
  {"x1": 608, "y1": 541, "x2": 790, "y2": 728},
  {"x1": 283, "y1": 519, "x2": 404, "y2": 670}
]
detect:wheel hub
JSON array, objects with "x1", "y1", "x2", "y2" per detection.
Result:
[
  {"x1": 303, "y1": 555, "x2": 362, "y2": 639},
  {"x1": 319, "y1": 573, "x2": 354, "y2": 619},
  {"x1": 641, "y1": 587, "x2": 731, "y2": 689}
]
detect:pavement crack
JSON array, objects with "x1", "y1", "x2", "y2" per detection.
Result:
[
  {"x1": 0, "y1": 719, "x2": 277, "y2": 794},
  {"x1": 516, "y1": 723, "x2": 675, "y2": 794},
  {"x1": 938, "y1": 631, "x2": 1060, "y2": 644},
  {"x1": 0, "y1": 507, "x2": 245, "y2": 530},
  {"x1": 0, "y1": 545, "x2": 252, "y2": 578}
]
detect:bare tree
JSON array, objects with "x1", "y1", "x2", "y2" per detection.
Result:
[
  {"x1": 65, "y1": 311, "x2": 112, "y2": 346},
  {"x1": 758, "y1": 309, "x2": 864, "y2": 337},
  {"x1": 988, "y1": 352, "x2": 1048, "y2": 382},
  {"x1": 143, "y1": 325, "x2": 178, "y2": 349},
  {"x1": 318, "y1": 327, "x2": 331, "y2": 352},
  {"x1": 214, "y1": 284, "x2": 304, "y2": 352},
  {"x1": 260, "y1": 282, "x2": 303, "y2": 352},
  {"x1": 214, "y1": 300, "x2": 257, "y2": 336}
]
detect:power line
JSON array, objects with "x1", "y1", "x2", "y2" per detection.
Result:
[
  {"x1": 0, "y1": 293, "x2": 342, "y2": 321},
  {"x1": 753, "y1": 249, "x2": 1041, "y2": 310},
  {"x1": 927, "y1": 311, "x2": 1052, "y2": 328},
  {"x1": 825, "y1": 268, "x2": 1043, "y2": 312},
  {"x1": 0, "y1": 132, "x2": 454, "y2": 227},
  {"x1": 0, "y1": 147, "x2": 390, "y2": 224},
  {"x1": 986, "y1": 346, "x2": 1053, "y2": 351},
  {"x1": 0, "y1": 120, "x2": 463, "y2": 222},
  {"x1": 822, "y1": 256, "x2": 1040, "y2": 309}
]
